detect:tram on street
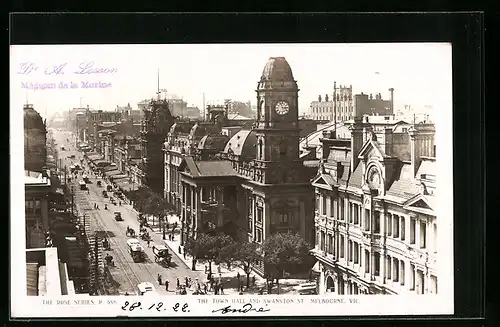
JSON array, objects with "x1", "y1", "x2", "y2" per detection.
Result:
[
  {"x1": 79, "y1": 180, "x2": 87, "y2": 190},
  {"x1": 126, "y1": 238, "x2": 145, "y2": 262}
]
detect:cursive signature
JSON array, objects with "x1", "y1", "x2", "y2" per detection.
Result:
[
  {"x1": 17, "y1": 61, "x2": 117, "y2": 76},
  {"x1": 212, "y1": 303, "x2": 270, "y2": 315}
]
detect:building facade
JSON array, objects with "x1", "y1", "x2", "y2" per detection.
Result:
[
  {"x1": 24, "y1": 104, "x2": 47, "y2": 172},
  {"x1": 175, "y1": 57, "x2": 317, "y2": 276},
  {"x1": 310, "y1": 116, "x2": 437, "y2": 295}
]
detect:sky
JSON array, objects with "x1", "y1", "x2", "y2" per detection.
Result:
[{"x1": 10, "y1": 43, "x2": 452, "y2": 120}]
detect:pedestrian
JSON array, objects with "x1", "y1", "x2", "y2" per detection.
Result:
[
  {"x1": 87, "y1": 189, "x2": 90, "y2": 194},
  {"x1": 183, "y1": 252, "x2": 186, "y2": 260},
  {"x1": 204, "y1": 283, "x2": 207, "y2": 294},
  {"x1": 157, "y1": 274, "x2": 162, "y2": 285},
  {"x1": 178, "y1": 245, "x2": 181, "y2": 254},
  {"x1": 252, "y1": 276, "x2": 256, "y2": 286},
  {"x1": 185, "y1": 277, "x2": 189, "y2": 287},
  {"x1": 165, "y1": 280, "x2": 169, "y2": 291},
  {"x1": 147, "y1": 239, "x2": 150, "y2": 247},
  {"x1": 220, "y1": 284, "x2": 224, "y2": 295},
  {"x1": 214, "y1": 284, "x2": 219, "y2": 295},
  {"x1": 237, "y1": 272, "x2": 240, "y2": 280},
  {"x1": 176, "y1": 277, "x2": 180, "y2": 288}
]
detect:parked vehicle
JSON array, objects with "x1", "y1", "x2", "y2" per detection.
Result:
[
  {"x1": 79, "y1": 180, "x2": 87, "y2": 190},
  {"x1": 114, "y1": 212, "x2": 123, "y2": 221},
  {"x1": 137, "y1": 282, "x2": 156, "y2": 295},
  {"x1": 102, "y1": 190, "x2": 108, "y2": 197},
  {"x1": 97, "y1": 181, "x2": 102, "y2": 187}
]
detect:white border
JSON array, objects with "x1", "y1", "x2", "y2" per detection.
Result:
[{"x1": 10, "y1": 43, "x2": 454, "y2": 318}]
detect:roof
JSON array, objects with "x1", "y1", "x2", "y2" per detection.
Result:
[
  {"x1": 24, "y1": 104, "x2": 45, "y2": 131},
  {"x1": 180, "y1": 157, "x2": 238, "y2": 178},
  {"x1": 26, "y1": 263, "x2": 39, "y2": 296},
  {"x1": 25, "y1": 170, "x2": 51, "y2": 186},
  {"x1": 261, "y1": 57, "x2": 295, "y2": 81},
  {"x1": 223, "y1": 130, "x2": 257, "y2": 157},
  {"x1": 198, "y1": 134, "x2": 230, "y2": 151},
  {"x1": 386, "y1": 163, "x2": 420, "y2": 201},
  {"x1": 349, "y1": 163, "x2": 363, "y2": 189},
  {"x1": 227, "y1": 113, "x2": 253, "y2": 120}
]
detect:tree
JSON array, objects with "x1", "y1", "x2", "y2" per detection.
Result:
[
  {"x1": 232, "y1": 241, "x2": 262, "y2": 289},
  {"x1": 262, "y1": 232, "x2": 311, "y2": 294},
  {"x1": 184, "y1": 233, "x2": 235, "y2": 272}
]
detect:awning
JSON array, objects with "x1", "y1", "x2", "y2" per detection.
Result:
[{"x1": 116, "y1": 179, "x2": 135, "y2": 192}]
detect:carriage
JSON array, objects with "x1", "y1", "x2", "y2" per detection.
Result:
[
  {"x1": 152, "y1": 244, "x2": 172, "y2": 267},
  {"x1": 126, "y1": 227, "x2": 136, "y2": 237}
]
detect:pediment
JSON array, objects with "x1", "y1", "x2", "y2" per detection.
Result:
[
  {"x1": 358, "y1": 140, "x2": 385, "y2": 160},
  {"x1": 311, "y1": 173, "x2": 335, "y2": 189},
  {"x1": 403, "y1": 194, "x2": 435, "y2": 214}
]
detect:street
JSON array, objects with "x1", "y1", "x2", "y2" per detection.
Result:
[{"x1": 54, "y1": 130, "x2": 205, "y2": 295}]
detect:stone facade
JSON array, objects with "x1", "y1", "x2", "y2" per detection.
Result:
[{"x1": 311, "y1": 117, "x2": 437, "y2": 295}]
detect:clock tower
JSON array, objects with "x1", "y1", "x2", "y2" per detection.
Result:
[{"x1": 254, "y1": 57, "x2": 302, "y2": 184}]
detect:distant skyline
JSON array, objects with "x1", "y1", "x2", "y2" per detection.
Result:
[{"x1": 10, "y1": 43, "x2": 452, "y2": 120}]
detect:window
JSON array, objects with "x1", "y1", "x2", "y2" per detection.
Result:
[
  {"x1": 257, "y1": 207, "x2": 263, "y2": 223},
  {"x1": 410, "y1": 264, "x2": 416, "y2": 290},
  {"x1": 374, "y1": 211, "x2": 380, "y2": 233},
  {"x1": 433, "y1": 223, "x2": 437, "y2": 252},
  {"x1": 321, "y1": 231, "x2": 326, "y2": 252},
  {"x1": 354, "y1": 204, "x2": 359, "y2": 224},
  {"x1": 340, "y1": 235, "x2": 345, "y2": 258},
  {"x1": 330, "y1": 198, "x2": 335, "y2": 218},
  {"x1": 387, "y1": 213, "x2": 392, "y2": 236},
  {"x1": 322, "y1": 195, "x2": 327, "y2": 215},
  {"x1": 365, "y1": 250, "x2": 370, "y2": 273},
  {"x1": 340, "y1": 199, "x2": 345, "y2": 220},
  {"x1": 277, "y1": 212, "x2": 290, "y2": 225},
  {"x1": 401, "y1": 217, "x2": 405, "y2": 240},
  {"x1": 248, "y1": 217, "x2": 253, "y2": 232},
  {"x1": 256, "y1": 228, "x2": 262, "y2": 243},
  {"x1": 248, "y1": 198, "x2": 253, "y2": 216},
  {"x1": 386, "y1": 256, "x2": 392, "y2": 279},
  {"x1": 400, "y1": 261, "x2": 405, "y2": 285},
  {"x1": 431, "y1": 275, "x2": 438, "y2": 294},
  {"x1": 393, "y1": 258, "x2": 399, "y2": 282},
  {"x1": 364, "y1": 209, "x2": 370, "y2": 231},
  {"x1": 354, "y1": 242, "x2": 359, "y2": 263},
  {"x1": 34, "y1": 199, "x2": 41, "y2": 215},
  {"x1": 348, "y1": 240, "x2": 353, "y2": 261},
  {"x1": 315, "y1": 195, "x2": 320, "y2": 212},
  {"x1": 420, "y1": 221, "x2": 427, "y2": 248},
  {"x1": 410, "y1": 218, "x2": 416, "y2": 244},
  {"x1": 328, "y1": 234, "x2": 334, "y2": 254},
  {"x1": 374, "y1": 252, "x2": 380, "y2": 276},
  {"x1": 393, "y1": 215, "x2": 400, "y2": 238}
]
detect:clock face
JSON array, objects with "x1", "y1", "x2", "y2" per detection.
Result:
[{"x1": 275, "y1": 101, "x2": 290, "y2": 115}]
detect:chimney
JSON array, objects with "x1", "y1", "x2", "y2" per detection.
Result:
[
  {"x1": 318, "y1": 95, "x2": 322, "y2": 102},
  {"x1": 389, "y1": 88, "x2": 394, "y2": 113},
  {"x1": 409, "y1": 123, "x2": 436, "y2": 176},
  {"x1": 350, "y1": 116, "x2": 365, "y2": 172},
  {"x1": 325, "y1": 94, "x2": 329, "y2": 102},
  {"x1": 384, "y1": 128, "x2": 393, "y2": 156}
]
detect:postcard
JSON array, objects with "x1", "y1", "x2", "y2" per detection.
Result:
[{"x1": 10, "y1": 43, "x2": 454, "y2": 318}]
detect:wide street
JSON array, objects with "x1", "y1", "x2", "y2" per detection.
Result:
[{"x1": 54, "y1": 129, "x2": 205, "y2": 295}]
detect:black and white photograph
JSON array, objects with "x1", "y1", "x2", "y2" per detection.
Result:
[{"x1": 10, "y1": 42, "x2": 454, "y2": 317}]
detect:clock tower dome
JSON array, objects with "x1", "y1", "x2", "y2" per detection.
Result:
[{"x1": 254, "y1": 57, "x2": 302, "y2": 184}]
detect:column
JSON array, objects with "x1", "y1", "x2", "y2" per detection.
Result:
[
  {"x1": 370, "y1": 249, "x2": 374, "y2": 281},
  {"x1": 252, "y1": 195, "x2": 256, "y2": 241},
  {"x1": 190, "y1": 186, "x2": 195, "y2": 237},
  {"x1": 216, "y1": 187, "x2": 224, "y2": 228},
  {"x1": 416, "y1": 215, "x2": 421, "y2": 248},
  {"x1": 181, "y1": 182, "x2": 187, "y2": 245},
  {"x1": 380, "y1": 212, "x2": 385, "y2": 284},
  {"x1": 319, "y1": 269, "x2": 325, "y2": 295},
  {"x1": 196, "y1": 187, "x2": 202, "y2": 237}
]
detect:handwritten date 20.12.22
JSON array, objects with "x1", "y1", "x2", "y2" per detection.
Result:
[{"x1": 121, "y1": 301, "x2": 190, "y2": 313}]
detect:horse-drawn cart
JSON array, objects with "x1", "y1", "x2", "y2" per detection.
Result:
[{"x1": 152, "y1": 244, "x2": 172, "y2": 267}]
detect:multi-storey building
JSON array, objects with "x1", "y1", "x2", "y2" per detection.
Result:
[
  {"x1": 139, "y1": 98, "x2": 176, "y2": 194},
  {"x1": 174, "y1": 57, "x2": 317, "y2": 275},
  {"x1": 310, "y1": 116, "x2": 437, "y2": 295}
]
